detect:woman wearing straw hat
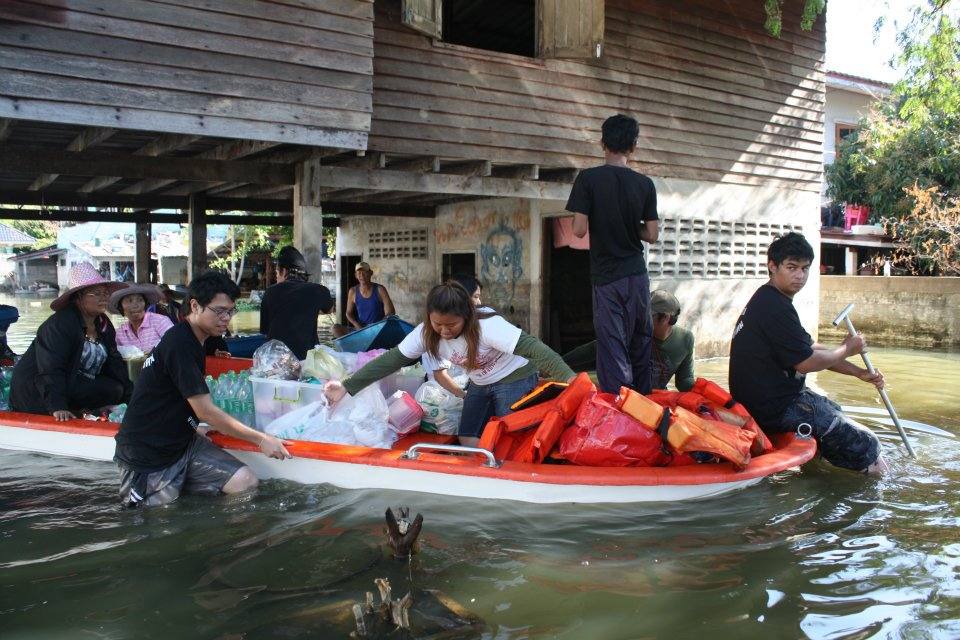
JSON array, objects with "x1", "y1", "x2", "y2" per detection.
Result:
[
  {"x1": 110, "y1": 283, "x2": 174, "y2": 355},
  {"x1": 10, "y1": 262, "x2": 133, "y2": 420}
]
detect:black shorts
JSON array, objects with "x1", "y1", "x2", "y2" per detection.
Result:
[{"x1": 117, "y1": 433, "x2": 246, "y2": 507}]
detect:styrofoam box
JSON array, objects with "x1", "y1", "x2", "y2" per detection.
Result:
[{"x1": 251, "y1": 376, "x2": 326, "y2": 430}]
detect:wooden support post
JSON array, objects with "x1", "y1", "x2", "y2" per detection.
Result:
[
  {"x1": 135, "y1": 221, "x2": 151, "y2": 283},
  {"x1": 188, "y1": 194, "x2": 207, "y2": 281},
  {"x1": 294, "y1": 157, "x2": 325, "y2": 284}
]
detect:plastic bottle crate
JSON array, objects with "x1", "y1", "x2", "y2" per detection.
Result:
[{"x1": 250, "y1": 376, "x2": 327, "y2": 430}]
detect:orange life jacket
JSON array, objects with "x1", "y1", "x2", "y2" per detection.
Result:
[{"x1": 690, "y1": 378, "x2": 773, "y2": 455}]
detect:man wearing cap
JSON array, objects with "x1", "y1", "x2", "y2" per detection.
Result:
[
  {"x1": 260, "y1": 246, "x2": 335, "y2": 360},
  {"x1": 649, "y1": 289, "x2": 695, "y2": 392},
  {"x1": 560, "y1": 289, "x2": 695, "y2": 391},
  {"x1": 338, "y1": 261, "x2": 395, "y2": 335}
]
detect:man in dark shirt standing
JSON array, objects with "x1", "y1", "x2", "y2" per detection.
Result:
[
  {"x1": 567, "y1": 113, "x2": 659, "y2": 394},
  {"x1": 729, "y1": 232, "x2": 887, "y2": 475},
  {"x1": 260, "y1": 246, "x2": 334, "y2": 360},
  {"x1": 114, "y1": 271, "x2": 290, "y2": 507}
]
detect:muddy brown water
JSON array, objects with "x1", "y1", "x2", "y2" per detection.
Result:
[{"x1": 1, "y1": 294, "x2": 959, "y2": 638}]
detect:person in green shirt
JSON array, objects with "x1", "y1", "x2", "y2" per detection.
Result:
[{"x1": 650, "y1": 290, "x2": 695, "y2": 391}]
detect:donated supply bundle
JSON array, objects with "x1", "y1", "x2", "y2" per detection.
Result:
[{"x1": 264, "y1": 385, "x2": 397, "y2": 449}]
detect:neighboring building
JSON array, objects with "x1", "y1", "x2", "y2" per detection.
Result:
[
  {"x1": 820, "y1": 71, "x2": 893, "y2": 275},
  {"x1": 0, "y1": 222, "x2": 37, "y2": 277},
  {"x1": 8, "y1": 245, "x2": 65, "y2": 289},
  {"x1": 823, "y1": 70, "x2": 891, "y2": 198}
]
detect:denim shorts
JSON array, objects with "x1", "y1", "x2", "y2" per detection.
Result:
[
  {"x1": 117, "y1": 433, "x2": 246, "y2": 508},
  {"x1": 775, "y1": 389, "x2": 881, "y2": 472},
  {"x1": 458, "y1": 373, "x2": 539, "y2": 438}
]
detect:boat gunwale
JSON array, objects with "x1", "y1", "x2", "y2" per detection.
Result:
[{"x1": 0, "y1": 411, "x2": 817, "y2": 488}]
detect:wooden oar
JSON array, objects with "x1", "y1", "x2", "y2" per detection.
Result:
[{"x1": 833, "y1": 304, "x2": 916, "y2": 457}]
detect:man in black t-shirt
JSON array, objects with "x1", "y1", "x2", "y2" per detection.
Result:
[
  {"x1": 729, "y1": 232, "x2": 887, "y2": 475},
  {"x1": 114, "y1": 271, "x2": 291, "y2": 507},
  {"x1": 566, "y1": 113, "x2": 659, "y2": 394},
  {"x1": 260, "y1": 246, "x2": 334, "y2": 359}
]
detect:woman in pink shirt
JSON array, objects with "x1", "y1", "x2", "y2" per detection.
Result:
[{"x1": 109, "y1": 284, "x2": 174, "y2": 354}]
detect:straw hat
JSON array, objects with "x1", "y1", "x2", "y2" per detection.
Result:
[
  {"x1": 50, "y1": 262, "x2": 128, "y2": 312},
  {"x1": 108, "y1": 283, "x2": 162, "y2": 315}
]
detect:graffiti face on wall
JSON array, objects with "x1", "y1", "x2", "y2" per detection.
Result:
[{"x1": 480, "y1": 223, "x2": 524, "y2": 312}]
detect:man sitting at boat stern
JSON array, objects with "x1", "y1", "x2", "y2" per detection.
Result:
[
  {"x1": 728, "y1": 232, "x2": 887, "y2": 475},
  {"x1": 114, "y1": 271, "x2": 290, "y2": 508}
]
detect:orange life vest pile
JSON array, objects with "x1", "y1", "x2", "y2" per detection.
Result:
[{"x1": 477, "y1": 374, "x2": 772, "y2": 470}]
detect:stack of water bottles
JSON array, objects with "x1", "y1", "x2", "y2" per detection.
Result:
[
  {"x1": 0, "y1": 366, "x2": 13, "y2": 411},
  {"x1": 206, "y1": 370, "x2": 256, "y2": 427}
]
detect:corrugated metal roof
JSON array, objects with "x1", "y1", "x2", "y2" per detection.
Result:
[{"x1": 0, "y1": 222, "x2": 36, "y2": 245}]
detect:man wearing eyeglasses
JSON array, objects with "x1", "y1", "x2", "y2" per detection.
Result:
[{"x1": 114, "y1": 271, "x2": 291, "y2": 508}]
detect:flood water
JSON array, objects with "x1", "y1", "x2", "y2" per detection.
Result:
[{"x1": 2, "y1": 294, "x2": 959, "y2": 638}]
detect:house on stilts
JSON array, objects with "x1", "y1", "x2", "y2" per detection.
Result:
[{"x1": 0, "y1": 0, "x2": 825, "y2": 356}]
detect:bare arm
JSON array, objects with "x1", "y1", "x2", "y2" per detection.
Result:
[
  {"x1": 572, "y1": 213, "x2": 589, "y2": 239},
  {"x1": 187, "y1": 394, "x2": 291, "y2": 459},
  {"x1": 344, "y1": 287, "x2": 361, "y2": 329},
  {"x1": 433, "y1": 368, "x2": 466, "y2": 399},
  {"x1": 380, "y1": 285, "x2": 396, "y2": 316},
  {"x1": 640, "y1": 219, "x2": 659, "y2": 244}
]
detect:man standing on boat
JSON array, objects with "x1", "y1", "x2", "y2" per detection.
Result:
[
  {"x1": 567, "y1": 113, "x2": 659, "y2": 394},
  {"x1": 114, "y1": 271, "x2": 290, "y2": 508},
  {"x1": 729, "y1": 232, "x2": 887, "y2": 475},
  {"x1": 259, "y1": 246, "x2": 334, "y2": 359}
]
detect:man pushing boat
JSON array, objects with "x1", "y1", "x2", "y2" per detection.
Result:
[{"x1": 114, "y1": 271, "x2": 290, "y2": 508}]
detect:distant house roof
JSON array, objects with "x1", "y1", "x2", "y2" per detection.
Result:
[
  {"x1": 10, "y1": 244, "x2": 66, "y2": 262},
  {"x1": 826, "y1": 70, "x2": 892, "y2": 99},
  {"x1": 0, "y1": 222, "x2": 37, "y2": 246}
]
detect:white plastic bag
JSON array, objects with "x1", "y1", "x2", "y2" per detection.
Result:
[
  {"x1": 414, "y1": 380, "x2": 464, "y2": 435},
  {"x1": 264, "y1": 385, "x2": 396, "y2": 449}
]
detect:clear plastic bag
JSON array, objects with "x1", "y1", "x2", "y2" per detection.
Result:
[
  {"x1": 251, "y1": 339, "x2": 302, "y2": 380},
  {"x1": 414, "y1": 380, "x2": 463, "y2": 435},
  {"x1": 264, "y1": 385, "x2": 396, "y2": 449}
]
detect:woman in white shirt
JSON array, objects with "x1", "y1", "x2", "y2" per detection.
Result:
[{"x1": 324, "y1": 282, "x2": 575, "y2": 447}]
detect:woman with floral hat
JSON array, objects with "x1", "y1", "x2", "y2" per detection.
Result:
[{"x1": 10, "y1": 262, "x2": 133, "y2": 420}]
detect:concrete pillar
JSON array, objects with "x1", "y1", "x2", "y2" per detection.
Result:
[
  {"x1": 188, "y1": 194, "x2": 207, "y2": 281},
  {"x1": 844, "y1": 247, "x2": 858, "y2": 276},
  {"x1": 135, "y1": 222, "x2": 151, "y2": 283},
  {"x1": 293, "y1": 156, "x2": 324, "y2": 284}
]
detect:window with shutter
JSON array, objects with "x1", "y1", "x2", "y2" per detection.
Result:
[
  {"x1": 537, "y1": 0, "x2": 604, "y2": 59},
  {"x1": 401, "y1": 0, "x2": 442, "y2": 39}
]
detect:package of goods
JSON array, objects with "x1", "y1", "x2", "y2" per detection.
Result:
[
  {"x1": 302, "y1": 345, "x2": 347, "y2": 381},
  {"x1": 251, "y1": 376, "x2": 326, "y2": 429},
  {"x1": 380, "y1": 364, "x2": 426, "y2": 397},
  {"x1": 355, "y1": 348, "x2": 387, "y2": 370},
  {"x1": 250, "y1": 339, "x2": 301, "y2": 380},
  {"x1": 264, "y1": 385, "x2": 395, "y2": 449},
  {"x1": 556, "y1": 393, "x2": 672, "y2": 467},
  {"x1": 414, "y1": 380, "x2": 463, "y2": 435},
  {"x1": 387, "y1": 390, "x2": 424, "y2": 435}
]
